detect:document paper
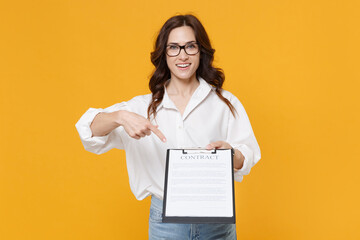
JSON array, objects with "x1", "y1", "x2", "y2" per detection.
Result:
[{"x1": 163, "y1": 149, "x2": 235, "y2": 222}]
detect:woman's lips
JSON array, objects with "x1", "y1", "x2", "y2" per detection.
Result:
[{"x1": 176, "y1": 63, "x2": 191, "y2": 70}]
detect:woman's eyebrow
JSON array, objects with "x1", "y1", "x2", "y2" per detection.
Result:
[{"x1": 168, "y1": 40, "x2": 196, "y2": 45}]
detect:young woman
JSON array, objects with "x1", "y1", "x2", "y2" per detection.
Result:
[{"x1": 76, "y1": 14, "x2": 261, "y2": 240}]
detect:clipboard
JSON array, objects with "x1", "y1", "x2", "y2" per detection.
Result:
[{"x1": 162, "y1": 148, "x2": 236, "y2": 224}]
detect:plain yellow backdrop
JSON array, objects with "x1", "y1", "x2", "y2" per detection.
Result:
[{"x1": 1, "y1": 0, "x2": 359, "y2": 239}]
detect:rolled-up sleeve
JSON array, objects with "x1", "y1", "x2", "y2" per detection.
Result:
[
  {"x1": 75, "y1": 102, "x2": 129, "y2": 155},
  {"x1": 226, "y1": 96, "x2": 261, "y2": 182}
]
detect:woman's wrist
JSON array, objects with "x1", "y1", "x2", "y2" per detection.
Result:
[
  {"x1": 115, "y1": 110, "x2": 127, "y2": 126},
  {"x1": 233, "y1": 148, "x2": 245, "y2": 170}
]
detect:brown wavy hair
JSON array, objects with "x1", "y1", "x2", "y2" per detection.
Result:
[{"x1": 147, "y1": 14, "x2": 236, "y2": 119}]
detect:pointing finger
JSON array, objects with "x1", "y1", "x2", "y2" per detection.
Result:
[{"x1": 149, "y1": 125, "x2": 166, "y2": 142}]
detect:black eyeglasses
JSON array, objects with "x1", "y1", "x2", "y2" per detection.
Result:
[{"x1": 166, "y1": 42, "x2": 200, "y2": 57}]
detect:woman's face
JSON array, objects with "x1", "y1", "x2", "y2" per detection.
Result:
[{"x1": 166, "y1": 26, "x2": 200, "y2": 83}]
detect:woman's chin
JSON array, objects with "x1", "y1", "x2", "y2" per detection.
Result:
[{"x1": 171, "y1": 72, "x2": 197, "y2": 82}]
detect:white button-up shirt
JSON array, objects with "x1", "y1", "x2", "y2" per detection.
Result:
[{"x1": 75, "y1": 78, "x2": 261, "y2": 200}]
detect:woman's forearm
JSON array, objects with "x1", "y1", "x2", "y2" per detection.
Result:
[{"x1": 90, "y1": 111, "x2": 123, "y2": 137}]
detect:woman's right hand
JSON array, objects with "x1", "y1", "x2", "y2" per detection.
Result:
[{"x1": 117, "y1": 110, "x2": 166, "y2": 142}]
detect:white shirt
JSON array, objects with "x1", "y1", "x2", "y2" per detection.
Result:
[{"x1": 75, "y1": 78, "x2": 261, "y2": 200}]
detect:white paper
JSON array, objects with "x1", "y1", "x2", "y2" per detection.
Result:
[{"x1": 164, "y1": 149, "x2": 234, "y2": 217}]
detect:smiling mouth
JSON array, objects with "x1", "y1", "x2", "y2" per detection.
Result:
[{"x1": 176, "y1": 63, "x2": 191, "y2": 69}]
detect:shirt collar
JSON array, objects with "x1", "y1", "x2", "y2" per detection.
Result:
[{"x1": 156, "y1": 77, "x2": 213, "y2": 111}]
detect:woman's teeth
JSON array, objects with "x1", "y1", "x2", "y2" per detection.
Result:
[{"x1": 176, "y1": 63, "x2": 190, "y2": 68}]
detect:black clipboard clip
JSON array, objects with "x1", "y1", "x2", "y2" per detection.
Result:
[{"x1": 182, "y1": 148, "x2": 217, "y2": 154}]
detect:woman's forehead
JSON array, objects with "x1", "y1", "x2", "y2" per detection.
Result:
[{"x1": 167, "y1": 26, "x2": 196, "y2": 44}]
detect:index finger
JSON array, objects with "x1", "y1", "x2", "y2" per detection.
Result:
[{"x1": 149, "y1": 125, "x2": 166, "y2": 142}]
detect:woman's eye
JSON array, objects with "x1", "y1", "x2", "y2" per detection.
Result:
[
  {"x1": 169, "y1": 45, "x2": 178, "y2": 50},
  {"x1": 187, "y1": 44, "x2": 195, "y2": 49}
]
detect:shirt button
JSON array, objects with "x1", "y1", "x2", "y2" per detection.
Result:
[{"x1": 178, "y1": 126, "x2": 182, "y2": 129}]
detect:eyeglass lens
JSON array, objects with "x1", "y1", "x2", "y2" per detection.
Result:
[{"x1": 166, "y1": 43, "x2": 199, "y2": 56}]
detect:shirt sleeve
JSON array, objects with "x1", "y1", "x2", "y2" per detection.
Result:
[
  {"x1": 226, "y1": 95, "x2": 261, "y2": 182},
  {"x1": 75, "y1": 102, "x2": 130, "y2": 155}
]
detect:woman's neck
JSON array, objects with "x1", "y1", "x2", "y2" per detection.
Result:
[{"x1": 166, "y1": 76, "x2": 200, "y2": 97}]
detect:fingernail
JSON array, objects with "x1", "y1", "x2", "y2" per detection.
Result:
[{"x1": 163, "y1": 138, "x2": 167, "y2": 142}]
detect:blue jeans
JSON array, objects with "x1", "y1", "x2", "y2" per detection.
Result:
[{"x1": 149, "y1": 196, "x2": 237, "y2": 240}]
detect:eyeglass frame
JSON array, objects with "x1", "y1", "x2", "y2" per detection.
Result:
[{"x1": 165, "y1": 42, "x2": 200, "y2": 57}]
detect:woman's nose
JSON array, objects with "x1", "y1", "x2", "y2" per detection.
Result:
[{"x1": 178, "y1": 49, "x2": 189, "y2": 60}]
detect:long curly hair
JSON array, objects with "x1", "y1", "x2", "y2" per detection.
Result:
[{"x1": 148, "y1": 14, "x2": 236, "y2": 119}]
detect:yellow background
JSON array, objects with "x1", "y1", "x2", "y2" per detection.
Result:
[{"x1": 1, "y1": 0, "x2": 359, "y2": 239}]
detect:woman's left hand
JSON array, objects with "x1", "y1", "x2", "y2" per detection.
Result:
[
  {"x1": 206, "y1": 141, "x2": 245, "y2": 170},
  {"x1": 205, "y1": 141, "x2": 231, "y2": 150}
]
